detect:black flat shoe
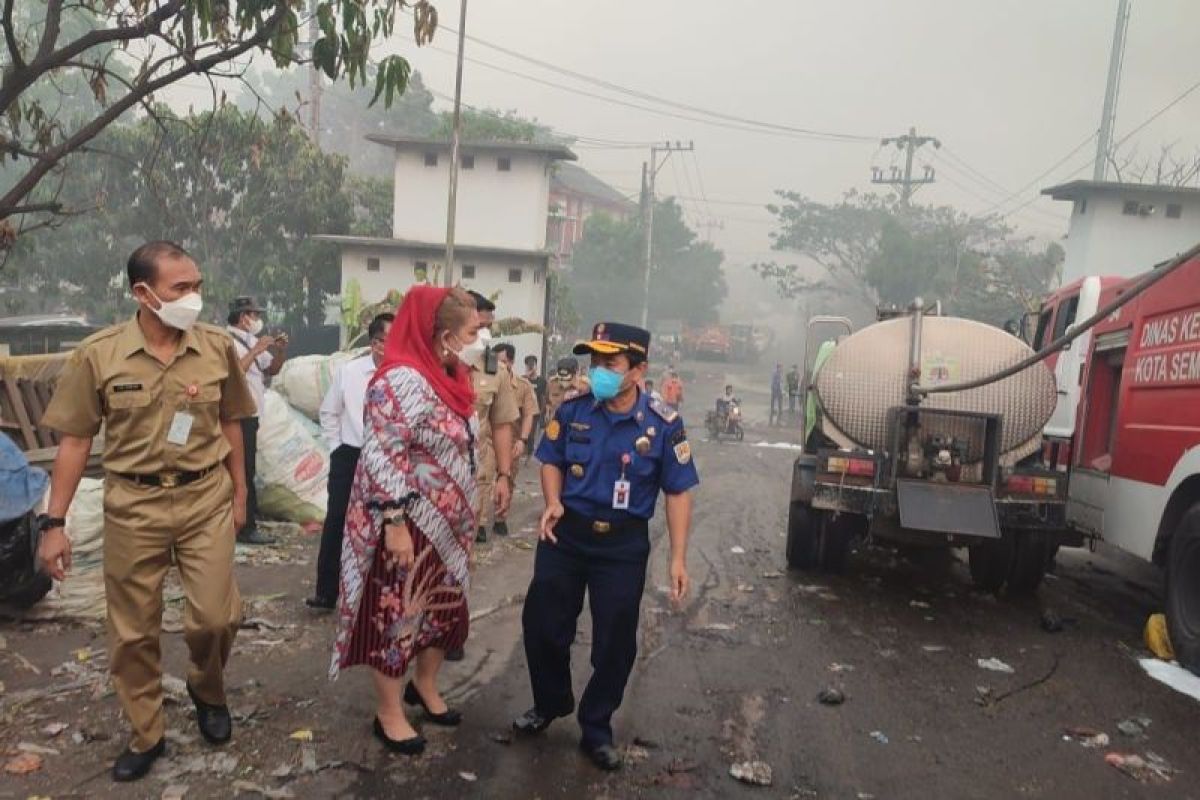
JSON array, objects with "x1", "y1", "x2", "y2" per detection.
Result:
[
  {"x1": 512, "y1": 707, "x2": 564, "y2": 736},
  {"x1": 404, "y1": 681, "x2": 463, "y2": 727},
  {"x1": 580, "y1": 742, "x2": 623, "y2": 772},
  {"x1": 112, "y1": 739, "x2": 165, "y2": 782},
  {"x1": 493, "y1": 521, "x2": 510, "y2": 537},
  {"x1": 445, "y1": 646, "x2": 465, "y2": 662},
  {"x1": 475, "y1": 526, "x2": 488, "y2": 543},
  {"x1": 304, "y1": 595, "x2": 336, "y2": 611},
  {"x1": 373, "y1": 717, "x2": 426, "y2": 755},
  {"x1": 186, "y1": 681, "x2": 232, "y2": 744}
]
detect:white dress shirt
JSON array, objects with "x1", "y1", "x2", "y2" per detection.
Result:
[
  {"x1": 227, "y1": 326, "x2": 274, "y2": 416},
  {"x1": 320, "y1": 354, "x2": 376, "y2": 450}
]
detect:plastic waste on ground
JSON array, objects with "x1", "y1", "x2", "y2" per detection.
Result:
[
  {"x1": 1144, "y1": 613, "x2": 1175, "y2": 661},
  {"x1": 1138, "y1": 658, "x2": 1200, "y2": 703}
]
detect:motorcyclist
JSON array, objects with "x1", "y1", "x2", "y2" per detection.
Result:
[{"x1": 715, "y1": 384, "x2": 735, "y2": 421}]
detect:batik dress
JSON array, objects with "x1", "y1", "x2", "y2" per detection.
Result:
[{"x1": 331, "y1": 366, "x2": 478, "y2": 678}]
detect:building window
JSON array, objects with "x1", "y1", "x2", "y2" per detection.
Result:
[
  {"x1": 461, "y1": 154, "x2": 475, "y2": 169},
  {"x1": 1167, "y1": 203, "x2": 1183, "y2": 219},
  {"x1": 366, "y1": 257, "x2": 380, "y2": 272},
  {"x1": 414, "y1": 261, "x2": 428, "y2": 282},
  {"x1": 497, "y1": 156, "x2": 512, "y2": 172},
  {"x1": 461, "y1": 264, "x2": 476, "y2": 279},
  {"x1": 1077, "y1": 199, "x2": 1087, "y2": 215},
  {"x1": 423, "y1": 152, "x2": 438, "y2": 167},
  {"x1": 1122, "y1": 200, "x2": 1140, "y2": 216},
  {"x1": 508, "y1": 268, "x2": 522, "y2": 284}
]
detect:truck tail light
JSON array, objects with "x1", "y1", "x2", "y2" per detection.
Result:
[
  {"x1": 826, "y1": 456, "x2": 876, "y2": 477},
  {"x1": 1005, "y1": 475, "x2": 1058, "y2": 496}
]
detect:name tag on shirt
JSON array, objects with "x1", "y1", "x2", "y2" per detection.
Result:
[
  {"x1": 612, "y1": 479, "x2": 631, "y2": 511},
  {"x1": 167, "y1": 411, "x2": 194, "y2": 446}
]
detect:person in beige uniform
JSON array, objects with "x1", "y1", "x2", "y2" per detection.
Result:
[
  {"x1": 491, "y1": 342, "x2": 539, "y2": 537},
  {"x1": 466, "y1": 292, "x2": 517, "y2": 545},
  {"x1": 545, "y1": 357, "x2": 591, "y2": 423},
  {"x1": 36, "y1": 241, "x2": 256, "y2": 783}
]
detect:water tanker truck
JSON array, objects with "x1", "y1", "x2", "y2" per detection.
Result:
[{"x1": 788, "y1": 301, "x2": 1081, "y2": 594}]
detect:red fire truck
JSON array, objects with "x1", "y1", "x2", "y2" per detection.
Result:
[{"x1": 1033, "y1": 255, "x2": 1200, "y2": 672}]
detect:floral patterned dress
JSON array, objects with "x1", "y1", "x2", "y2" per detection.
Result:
[{"x1": 331, "y1": 366, "x2": 478, "y2": 678}]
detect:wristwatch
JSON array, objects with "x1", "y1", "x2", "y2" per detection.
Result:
[
  {"x1": 497, "y1": 472, "x2": 513, "y2": 483},
  {"x1": 37, "y1": 514, "x2": 67, "y2": 532},
  {"x1": 383, "y1": 511, "x2": 407, "y2": 527}
]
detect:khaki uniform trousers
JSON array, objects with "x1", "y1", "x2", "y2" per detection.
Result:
[
  {"x1": 474, "y1": 435, "x2": 497, "y2": 528},
  {"x1": 103, "y1": 466, "x2": 242, "y2": 751}
]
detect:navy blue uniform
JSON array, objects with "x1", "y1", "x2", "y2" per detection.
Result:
[{"x1": 525, "y1": 389, "x2": 699, "y2": 748}]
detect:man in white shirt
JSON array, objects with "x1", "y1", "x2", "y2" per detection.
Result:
[
  {"x1": 306, "y1": 312, "x2": 393, "y2": 610},
  {"x1": 226, "y1": 296, "x2": 288, "y2": 545}
]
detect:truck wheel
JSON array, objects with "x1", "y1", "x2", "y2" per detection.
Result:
[
  {"x1": 969, "y1": 538, "x2": 1012, "y2": 593},
  {"x1": 786, "y1": 502, "x2": 819, "y2": 570},
  {"x1": 1006, "y1": 530, "x2": 1049, "y2": 596},
  {"x1": 817, "y1": 514, "x2": 863, "y2": 574},
  {"x1": 1166, "y1": 504, "x2": 1200, "y2": 674}
]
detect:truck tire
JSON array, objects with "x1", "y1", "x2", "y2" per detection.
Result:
[
  {"x1": 817, "y1": 513, "x2": 864, "y2": 574},
  {"x1": 1006, "y1": 530, "x2": 1049, "y2": 596},
  {"x1": 969, "y1": 537, "x2": 1012, "y2": 593},
  {"x1": 786, "y1": 501, "x2": 819, "y2": 570},
  {"x1": 1166, "y1": 504, "x2": 1200, "y2": 674}
]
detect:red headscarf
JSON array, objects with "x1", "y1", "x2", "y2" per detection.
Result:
[{"x1": 375, "y1": 285, "x2": 476, "y2": 419}]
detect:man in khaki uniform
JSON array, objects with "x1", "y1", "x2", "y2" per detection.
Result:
[
  {"x1": 467, "y1": 292, "x2": 517, "y2": 545},
  {"x1": 37, "y1": 241, "x2": 255, "y2": 783},
  {"x1": 545, "y1": 356, "x2": 590, "y2": 423},
  {"x1": 491, "y1": 342, "x2": 539, "y2": 537}
]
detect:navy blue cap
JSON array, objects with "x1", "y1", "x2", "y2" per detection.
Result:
[{"x1": 573, "y1": 322, "x2": 651, "y2": 357}]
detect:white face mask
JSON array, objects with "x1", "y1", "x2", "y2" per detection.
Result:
[
  {"x1": 447, "y1": 328, "x2": 489, "y2": 369},
  {"x1": 248, "y1": 317, "x2": 265, "y2": 336},
  {"x1": 138, "y1": 284, "x2": 203, "y2": 331}
]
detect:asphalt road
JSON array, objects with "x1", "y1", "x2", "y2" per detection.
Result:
[{"x1": 3, "y1": 360, "x2": 1199, "y2": 799}]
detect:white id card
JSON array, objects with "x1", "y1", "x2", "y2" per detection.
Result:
[
  {"x1": 167, "y1": 411, "x2": 194, "y2": 446},
  {"x1": 612, "y1": 479, "x2": 631, "y2": 510}
]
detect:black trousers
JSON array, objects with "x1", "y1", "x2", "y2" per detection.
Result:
[
  {"x1": 314, "y1": 444, "x2": 361, "y2": 600},
  {"x1": 521, "y1": 509, "x2": 649, "y2": 748},
  {"x1": 239, "y1": 417, "x2": 259, "y2": 535}
]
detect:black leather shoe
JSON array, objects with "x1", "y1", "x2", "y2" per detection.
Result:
[
  {"x1": 186, "y1": 682, "x2": 232, "y2": 744},
  {"x1": 512, "y1": 707, "x2": 565, "y2": 736},
  {"x1": 373, "y1": 717, "x2": 426, "y2": 755},
  {"x1": 493, "y1": 521, "x2": 510, "y2": 537},
  {"x1": 112, "y1": 739, "x2": 165, "y2": 782},
  {"x1": 403, "y1": 681, "x2": 463, "y2": 727},
  {"x1": 304, "y1": 595, "x2": 336, "y2": 611},
  {"x1": 236, "y1": 528, "x2": 277, "y2": 545},
  {"x1": 475, "y1": 526, "x2": 488, "y2": 543},
  {"x1": 581, "y1": 742, "x2": 623, "y2": 772},
  {"x1": 445, "y1": 646, "x2": 465, "y2": 662}
]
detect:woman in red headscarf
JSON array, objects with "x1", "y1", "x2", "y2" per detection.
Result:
[{"x1": 331, "y1": 286, "x2": 481, "y2": 755}]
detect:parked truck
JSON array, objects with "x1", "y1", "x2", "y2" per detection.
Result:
[{"x1": 788, "y1": 301, "x2": 1077, "y2": 594}]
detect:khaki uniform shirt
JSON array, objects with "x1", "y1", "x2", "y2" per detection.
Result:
[
  {"x1": 545, "y1": 375, "x2": 590, "y2": 422},
  {"x1": 472, "y1": 364, "x2": 519, "y2": 441},
  {"x1": 512, "y1": 375, "x2": 539, "y2": 437},
  {"x1": 42, "y1": 315, "x2": 257, "y2": 474}
]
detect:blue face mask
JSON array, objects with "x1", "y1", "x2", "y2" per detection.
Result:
[{"x1": 589, "y1": 366, "x2": 625, "y2": 401}]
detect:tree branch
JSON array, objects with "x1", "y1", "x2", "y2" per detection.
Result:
[
  {"x1": 37, "y1": 0, "x2": 63, "y2": 62},
  {"x1": 0, "y1": 6, "x2": 290, "y2": 224},
  {"x1": 1, "y1": 0, "x2": 22, "y2": 69}
]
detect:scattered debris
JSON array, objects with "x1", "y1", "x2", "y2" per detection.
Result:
[
  {"x1": 817, "y1": 688, "x2": 846, "y2": 706},
  {"x1": 162, "y1": 785, "x2": 189, "y2": 800},
  {"x1": 231, "y1": 779, "x2": 296, "y2": 799},
  {"x1": 633, "y1": 736, "x2": 660, "y2": 749},
  {"x1": 668, "y1": 758, "x2": 700, "y2": 774},
  {"x1": 761, "y1": 571, "x2": 784, "y2": 579},
  {"x1": 4, "y1": 752, "x2": 43, "y2": 774},
  {"x1": 41, "y1": 721, "x2": 69, "y2": 738},
  {"x1": 736, "y1": 583, "x2": 755, "y2": 593},
  {"x1": 1040, "y1": 609, "x2": 1064, "y2": 633},
  {"x1": 828, "y1": 663, "x2": 855, "y2": 673},
  {"x1": 1138, "y1": 658, "x2": 1200, "y2": 703},
  {"x1": 270, "y1": 764, "x2": 294, "y2": 779},
  {"x1": 922, "y1": 645, "x2": 948, "y2": 653},
  {"x1": 18, "y1": 742, "x2": 60, "y2": 756},
  {"x1": 490, "y1": 732, "x2": 513, "y2": 745},
  {"x1": 162, "y1": 674, "x2": 189, "y2": 704},
  {"x1": 458, "y1": 771, "x2": 478, "y2": 782},
  {"x1": 288, "y1": 728, "x2": 314, "y2": 742},
  {"x1": 730, "y1": 760, "x2": 773, "y2": 787},
  {"x1": 300, "y1": 747, "x2": 318, "y2": 774},
  {"x1": 701, "y1": 623, "x2": 737, "y2": 632},
  {"x1": 1143, "y1": 614, "x2": 1175, "y2": 661},
  {"x1": 1117, "y1": 718, "x2": 1152, "y2": 739},
  {"x1": 1063, "y1": 727, "x2": 1109, "y2": 749},
  {"x1": 909, "y1": 600, "x2": 931, "y2": 609},
  {"x1": 625, "y1": 745, "x2": 651, "y2": 763},
  {"x1": 869, "y1": 731, "x2": 890, "y2": 745},
  {"x1": 730, "y1": 546, "x2": 747, "y2": 555},
  {"x1": 977, "y1": 658, "x2": 1015, "y2": 674},
  {"x1": 1105, "y1": 752, "x2": 1177, "y2": 784}
]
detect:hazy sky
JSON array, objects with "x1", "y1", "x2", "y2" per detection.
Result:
[{"x1": 367, "y1": 0, "x2": 1199, "y2": 271}]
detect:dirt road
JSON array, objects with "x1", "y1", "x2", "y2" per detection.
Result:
[{"x1": 3, "y1": 361, "x2": 1198, "y2": 798}]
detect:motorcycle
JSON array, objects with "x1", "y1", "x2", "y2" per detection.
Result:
[{"x1": 706, "y1": 398, "x2": 745, "y2": 441}]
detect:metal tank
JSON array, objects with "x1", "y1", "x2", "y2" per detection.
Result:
[{"x1": 814, "y1": 315, "x2": 1057, "y2": 465}]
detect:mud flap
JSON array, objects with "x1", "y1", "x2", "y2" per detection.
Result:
[{"x1": 896, "y1": 480, "x2": 1001, "y2": 540}]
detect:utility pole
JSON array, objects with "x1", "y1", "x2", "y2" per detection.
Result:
[
  {"x1": 442, "y1": 0, "x2": 469, "y2": 286},
  {"x1": 1094, "y1": 0, "x2": 1131, "y2": 181},
  {"x1": 640, "y1": 140, "x2": 694, "y2": 328},
  {"x1": 307, "y1": 0, "x2": 321, "y2": 145},
  {"x1": 872, "y1": 127, "x2": 940, "y2": 205}
]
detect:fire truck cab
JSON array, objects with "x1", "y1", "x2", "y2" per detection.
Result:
[{"x1": 1066, "y1": 255, "x2": 1200, "y2": 672}]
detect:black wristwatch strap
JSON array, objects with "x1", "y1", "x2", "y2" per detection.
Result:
[{"x1": 38, "y1": 514, "x2": 67, "y2": 532}]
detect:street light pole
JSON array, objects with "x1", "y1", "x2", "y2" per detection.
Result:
[{"x1": 442, "y1": 0, "x2": 469, "y2": 287}]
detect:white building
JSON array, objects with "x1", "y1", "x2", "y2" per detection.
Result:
[
  {"x1": 316, "y1": 135, "x2": 577, "y2": 364},
  {"x1": 1042, "y1": 180, "x2": 1200, "y2": 283}
]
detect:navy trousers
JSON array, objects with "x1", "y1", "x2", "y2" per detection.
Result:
[{"x1": 522, "y1": 510, "x2": 650, "y2": 748}]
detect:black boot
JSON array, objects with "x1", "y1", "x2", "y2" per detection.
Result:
[
  {"x1": 476, "y1": 526, "x2": 488, "y2": 543},
  {"x1": 187, "y1": 682, "x2": 232, "y2": 744},
  {"x1": 112, "y1": 739, "x2": 165, "y2": 782},
  {"x1": 493, "y1": 520, "x2": 510, "y2": 537}
]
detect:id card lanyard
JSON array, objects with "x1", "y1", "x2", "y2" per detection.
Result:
[{"x1": 612, "y1": 453, "x2": 632, "y2": 510}]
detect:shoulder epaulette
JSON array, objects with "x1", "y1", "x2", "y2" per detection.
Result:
[
  {"x1": 649, "y1": 397, "x2": 679, "y2": 423},
  {"x1": 563, "y1": 390, "x2": 593, "y2": 405}
]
